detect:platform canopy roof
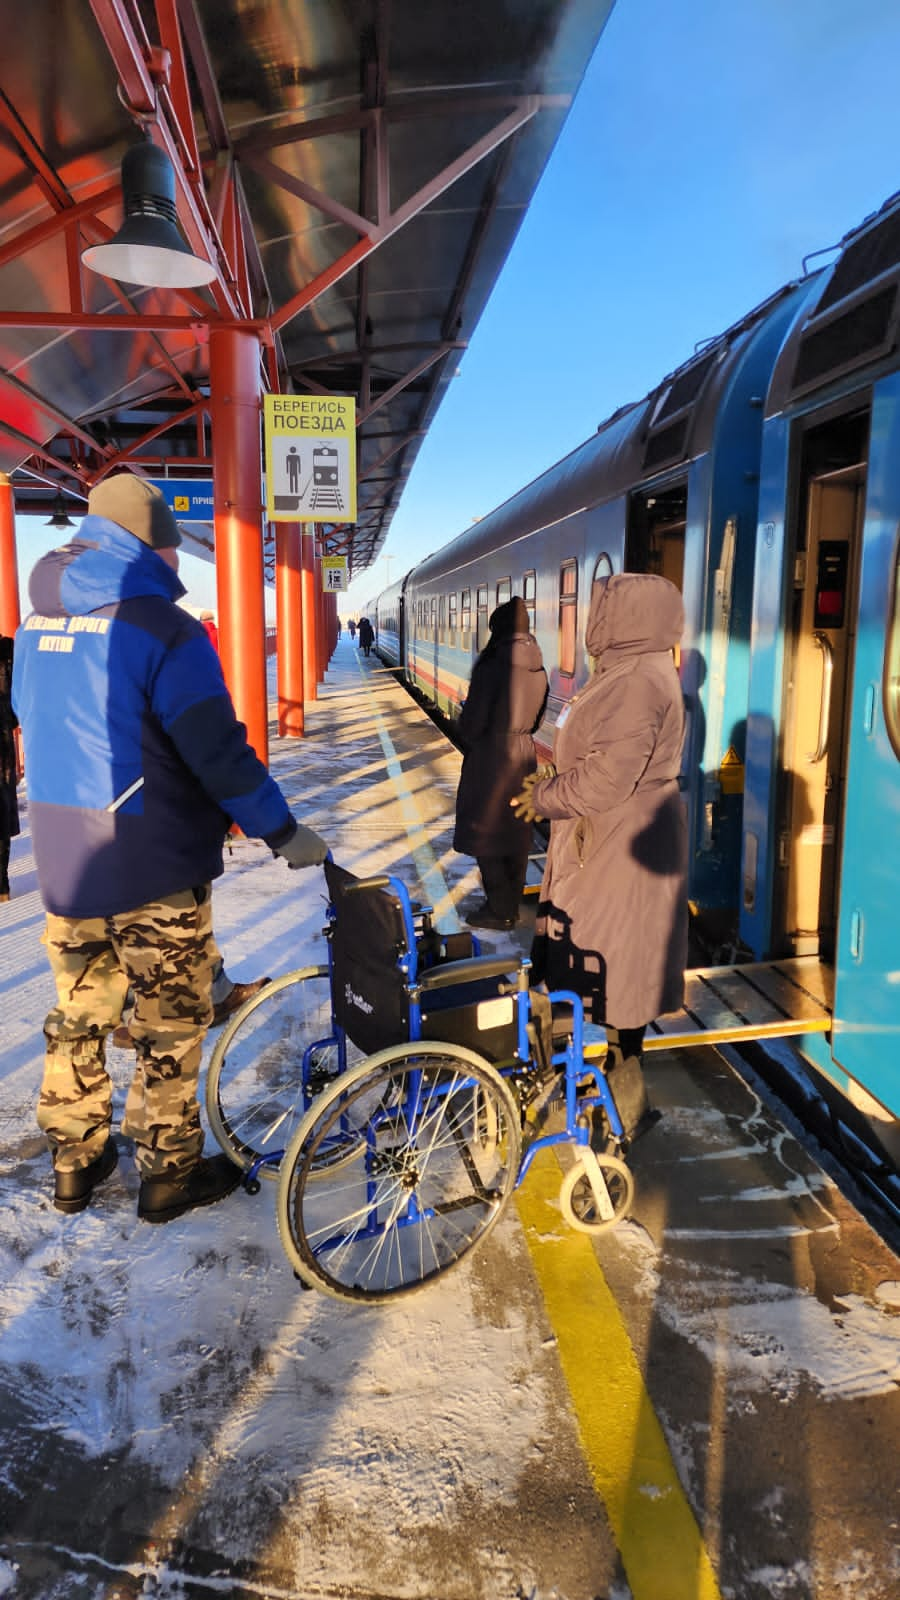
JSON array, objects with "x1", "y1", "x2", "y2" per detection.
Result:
[{"x1": 0, "y1": 0, "x2": 612, "y2": 580}]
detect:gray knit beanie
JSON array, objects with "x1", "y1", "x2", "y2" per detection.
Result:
[{"x1": 87, "y1": 474, "x2": 181, "y2": 549}]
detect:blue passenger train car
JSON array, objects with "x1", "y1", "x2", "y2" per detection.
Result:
[
  {"x1": 368, "y1": 190, "x2": 900, "y2": 1172},
  {"x1": 385, "y1": 279, "x2": 812, "y2": 925}
]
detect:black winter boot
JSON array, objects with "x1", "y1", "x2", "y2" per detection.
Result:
[
  {"x1": 53, "y1": 1137, "x2": 119, "y2": 1214},
  {"x1": 137, "y1": 1154, "x2": 241, "y2": 1224},
  {"x1": 591, "y1": 1053, "x2": 660, "y2": 1151}
]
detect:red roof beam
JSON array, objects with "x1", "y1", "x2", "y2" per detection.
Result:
[
  {"x1": 357, "y1": 344, "x2": 466, "y2": 425},
  {"x1": 233, "y1": 93, "x2": 570, "y2": 159},
  {"x1": 0, "y1": 311, "x2": 258, "y2": 332},
  {"x1": 240, "y1": 152, "x2": 375, "y2": 239},
  {"x1": 271, "y1": 100, "x2": 550, "y2": 334},
  {"x1": 91, "y1": 396, "x2": 206, "y2": 473}
]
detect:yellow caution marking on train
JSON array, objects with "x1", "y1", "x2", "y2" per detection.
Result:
[{"x1": 515, "y1": 1148, "x2": 724, "y2": 1600}]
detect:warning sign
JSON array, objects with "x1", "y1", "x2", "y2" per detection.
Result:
[
  {"x1": 263, "y1": 394, "x2": 357, "y2": 524},
  {"x1": 719, "y1": 745, "x2": 744, "y2": 795},
  {"x1": 321, "y1": 556, "x2": 348, "y2": 592}
]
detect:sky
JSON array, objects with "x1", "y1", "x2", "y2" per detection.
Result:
[{"x1": 13, "y1": 0, "x2": 900, "y2": 620}]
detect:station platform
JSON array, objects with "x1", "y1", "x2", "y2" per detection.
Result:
[{"x1": 1, "y1": 636, "x2": 898, "y2": 1600}]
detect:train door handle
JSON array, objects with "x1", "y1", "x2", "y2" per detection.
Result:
[{"x1": 807, "y1": 631, "x2": 834, "y2": 763}]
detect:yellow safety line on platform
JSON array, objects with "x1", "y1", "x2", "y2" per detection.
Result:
[
  {"x1": 356, "y1": 654, "x2": 462, "y2": 928},
  {"x1": 515, "y1": 1150, "x2": 724, "y2": 1600},
  {"x1": 362, "y1": 654, "x2": 722, "y2": 1596}
]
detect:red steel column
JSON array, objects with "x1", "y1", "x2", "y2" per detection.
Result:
[
  {"x1": 275, "y1": 520, "x2": 304, "y2": 736},
  {"x1": 0, "y1": 473, "x2": 21, "y2": 638},
  {"x1": 209, "y1": 327, "x2": 268, "y2": 763},
  {"x1": 300, "y1": 528, "x2": 318, "y2": 703}
]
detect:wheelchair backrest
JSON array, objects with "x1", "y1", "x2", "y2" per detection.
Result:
[
  {"x1": 324, "y1": 859, "x2": 412, "y2": 1054},
  {"x1": 324, "y1": 859, "x2": 539, "y2": 1067}
]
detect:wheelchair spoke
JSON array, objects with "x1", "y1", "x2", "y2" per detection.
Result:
[
  {"x1": 206, "y1": 967, "x2": 364, "y2": 1179},
  {"x1": 276, "y1": 1044, "x2": 522, "y2": 1302}
]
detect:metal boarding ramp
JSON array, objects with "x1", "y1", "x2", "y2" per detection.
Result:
[
  {"x1": 525, "y1": 856, "x2": 834, "y2": 1051},
  {"x1": 601, "y1": 956, "x2": 832, "y2": 1056}
]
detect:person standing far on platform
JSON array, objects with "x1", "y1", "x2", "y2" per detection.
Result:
[
  {"x1": 455, "y1": 596, "x2": 548, "y2": 931},
  {"x1": 199, "y1": 609, "x2": 219, "y2": 652},
  {"x1": 358, "y1": 615, "x2": 374, "y2": 657},
  {"x1": 511, "y1": 572, "x2": 687, "y2": 1141},
  {"x1": 13, "y1": 473, "x2": 329, "y2": 1225},
  {"x1": 348, "y1": 618, "x2": 356, "y2": 641},
  {"x1": 0, "y1": 632, "x2": 20, "y2": 902}
]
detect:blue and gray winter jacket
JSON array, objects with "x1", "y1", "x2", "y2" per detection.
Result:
[{"x1": 12, "y1": 516, "x2": 293, "y2": 917}]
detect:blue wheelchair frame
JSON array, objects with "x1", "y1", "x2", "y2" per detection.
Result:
[{"x1": 255, "y1": 871, "x2": 626, "y2": 1205}]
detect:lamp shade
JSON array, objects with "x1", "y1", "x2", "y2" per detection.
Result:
[
  {"x1": 46, "y1": 493, "x2": 74, "y2": 529},
  {"x1": 81, "y1": 142, "x2": 216, "y2": 289}
]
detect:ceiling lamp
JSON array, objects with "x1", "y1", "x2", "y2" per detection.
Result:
[
  {"x1": 45, "y1": 492, "x2": 73, "y2": 531},
  {"x1": 46, "y1": 493, "x2": 74, "y2": 530},
  {"x1": 81, "y1": 140, "x2": 216, "y2": 289}
]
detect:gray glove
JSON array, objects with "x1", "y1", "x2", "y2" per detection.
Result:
[{"x1": 272, "y1": 821, "x2": 329, "y2": 870}]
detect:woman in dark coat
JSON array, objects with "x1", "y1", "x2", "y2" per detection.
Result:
[
  {"x1": 357, "y1": 616, "x2": 374, "y2": 656},
  {"x1": 454, "y1": 596, "x2": 548, "y2": 930},
  {"x1": 514, "y1": 572, "x2": 687, "y2": 1135},
  {"x1": 0, "y1": 633, "x2": 21, "y2": 901}
]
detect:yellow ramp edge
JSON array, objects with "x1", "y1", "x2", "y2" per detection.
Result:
[{"x1": 516, "y1": 1149, "x2": 724, "y2": 1600}]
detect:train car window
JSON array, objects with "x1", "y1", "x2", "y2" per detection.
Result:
[
  {"x1": 448, "y1": 592, "x2": 458, "y2": 633},
  {"x1": 592, "y1": 553, "x2": 614, "y2": 583},
  {"x1": 885, "y1": 531, "x2": 900, "y2": 761},
  {"x1": 496, "y1": 577, "x2": 511, "y2": 608},
  {"x1": 523, "y1": 569, "x2": 536, "y2": 633},
  {"x1": 461, "y1": 588, "x2": 472, "y2": 633},
  {"x1": 430, "y1": 596, "x2": 436, "y2": 630},
  {"x1": 558, "y1": 560, "x2": 578, "y2": 677},
  {"x1": 476, "y1": 585, "x2": 489, "y2": 651}
]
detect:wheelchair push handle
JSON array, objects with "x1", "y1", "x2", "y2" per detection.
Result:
[
  {"x1": 328, "y1": 858, "x2": 428, "y2": 915},
  {"x1": 325, "y1": 853, "x2": 397, "y2": 896},
  {"x1": 345, "y1": 874, "x2": 392, "y2": 894}
]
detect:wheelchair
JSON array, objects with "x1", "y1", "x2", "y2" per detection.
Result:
[{"x1": 207, "y1": 859, "x2": 635, "y2": 1303}]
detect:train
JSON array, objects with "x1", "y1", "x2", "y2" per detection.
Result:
[{"x1": 365, "y1": 188, "x2": 900, "y2": 1187}]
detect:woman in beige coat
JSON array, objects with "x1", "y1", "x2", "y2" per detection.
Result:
[{"x1": 514, "y1": 572, "x2": 687, "y2": 1139}]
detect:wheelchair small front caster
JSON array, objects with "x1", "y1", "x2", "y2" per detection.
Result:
[
  {"x1": 559, "y1": 1150, "x2": 634, "y2": 1235},
  {"x1": 244, "y1": 1177, "x2": 262, "y2": 1196}
]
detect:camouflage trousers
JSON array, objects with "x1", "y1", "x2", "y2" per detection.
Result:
[{"x1": 40, "y1": 885, "x2": 215, "y2": 1179}]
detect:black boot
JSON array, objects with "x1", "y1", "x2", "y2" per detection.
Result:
[
  {"x1": 53, "y1": 1137, "x2": 119, "y2": 1214},
  {"x1": 137, "y1": 1154, "x2": 241, "y2": 1224},
  {"x1": 591, "y1": 1052, "x2": 660, "y2": 1151}
]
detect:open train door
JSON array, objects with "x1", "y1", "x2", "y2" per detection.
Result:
[
  {"x1": 773, "y1": 408, "x2": 869, "y2": 965},
  {"x1": 828, "y1": 380, "x2": 900, "y2": 1124}
]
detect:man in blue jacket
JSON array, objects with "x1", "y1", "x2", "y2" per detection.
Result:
[{"x1": 13, "y1": 473, "x2": 328, "y2": 1223}]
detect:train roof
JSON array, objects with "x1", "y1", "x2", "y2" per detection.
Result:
[
  {"x1": 410, "y1": 278, "x2": 806, "y2": 587},
  {"x1": 766, "y1": 189, "x2": 900, "y2": 415}
]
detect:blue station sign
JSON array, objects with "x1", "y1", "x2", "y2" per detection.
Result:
[{"x1": 147, "y1": 479, "x2": 215, "y2": 523}]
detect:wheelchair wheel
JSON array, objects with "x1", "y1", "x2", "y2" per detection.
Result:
[
  {"x1": 276, "y1": 1041, "x2": 522, "y2": 1302},
  {"x1": 206, "y1": 966, "x2": 362, "y2": 1180},
  {"x1": 559, "y1": 1152, "x2": 634, "y2": 1235}
]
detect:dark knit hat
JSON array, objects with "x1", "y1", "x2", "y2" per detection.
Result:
[
  {"x1": 87, "y1": 474, "x2": 181, "y2": 549},
  {"x1": 489, "y1": 596, "x2": 529, "y2": 635}
]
